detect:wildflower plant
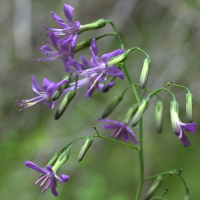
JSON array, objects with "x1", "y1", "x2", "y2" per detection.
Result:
[{"x1": 16, "y1": 3, "x2": 197, "y2": 199}]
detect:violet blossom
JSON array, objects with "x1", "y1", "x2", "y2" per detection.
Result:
[
  {"x1": 75, "y1": 38, "x2": 125, "y2": 97},
  {"x1": 15, "y1": 75, "x2": 68, "y2": 111},
  {"x1": 99, "y1": 119, "x2": 139, "y2": 144},
  {"x1": 33, "y1": 32, "x2": 83, "y2": 72},
  {"x1": 25, "y1": 161, "x2": 69, "y2": 197},
  {"x1": 44, "y1": 4, "x2": 80, "y2": 55}
]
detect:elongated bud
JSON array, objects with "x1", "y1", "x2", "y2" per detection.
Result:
[
  {"x1": 170, "y1": 100, "x2": 180, "y2": 134},
  {"x1": 75, "y1": 38, "x2": 93, "y2": 53},
  {"x1": 78, "y1": 19, "x2": 107, "y2": 34},
  {"x1": 123, "y1": 104, "x2": 139, "y2": 124},
  {"x1": 52, "y1": 75, "x2": 71, "y2": 101},
  {"x1": 132, "y1": 97, "x2": 150, "y2": 127},
  {"x1": 140, "y1": 57, "x2": 151, "y2": 89},
  {"x1": 144, "y1": 176, "x2": 163, "y2": 200},
  {"x1": 55, "y1": 90, "x2": 76, "y2": 120},
  {"x1": 155, "y1": 101, "x2": 163, "y2": 133},
  {"x1": 101, "y1": 93, "x2": 124, "y2": 119},
  {"x1": 186, "y1": 92, "x2": 193, "y2": 123},
  {"x1": 107, "y1": 49, "x2": 132, "y2": 66},
  {"x1": 78, "y1": 135, "x2": 94, "y2": 162}
]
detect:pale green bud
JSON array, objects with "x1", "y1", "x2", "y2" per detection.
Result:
[
  {"x1": 140, "y1": 57, "x2": 151, "y2": 89},
  {"x1": 75, "y1": 38, "x2": 93, "y2": 53},
  {"x1": 101, "y1": 93, "x2": 124, "y2": 119},
  {"x1": 155, "y1": 101, "x2": 163, "y2": 133},
  {"x1": 186, "y1": 93, "x2": 193, "y2": 123},
  {"x1": 123, "y1": 104, "x2": 139, "y2": 124},
  {"x1": 107, "y1": 49, "x2": 132, "y2": 66},
  {"x1": 78, "y1": 19, "x2": 107, "y2": 34},
  {"x1": 170, "y1": 100, "x2": 180, "y2": 134},
  {"x1": 132, "y1": 98, "x2": 150, "y2": 127},
  {"x1": 52, "y1": 75, "x2": 71, "y2": 101},
  {"x1": 55, "y1": 90, "x2": 76, "y2": 120},
  {"x1": 78, "y1": 135, "x2": 94, "y2": 162},
  {"x1": 144, "y1": 176, "x2": 163, "y2": 200}
]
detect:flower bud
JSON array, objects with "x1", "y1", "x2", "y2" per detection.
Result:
[
  {"x1": 107, "y1": 49, "x2": 132, "y2": 66},
  {"x1": 131, "y1": 97, "x2": 150, "y2": 127},
  {"x1": 144, "y1": 176, "x2": 163, "y2": 200},
  {"x1": 123, "y1": 104, "x2": 139, "y2": 124},
  {"x1": 55, "y1": 90, "x2": 76, "y2": 120},
  {"x1": 78, "y1": 19, "x2": 107, "y2": 34},
  {"x1": 170, "y1": 100, "x2": 180, "y2": 134},
  {"x1": 52, "y1": 75, "x2": 71, "y2": 101},
  {"x1": 140, "y1": 57, "x2": 151, "y2": 89},
  {"x1": 186, "y1": 92, "x2": 193, "y2": 123},
  {"x1": 155, "y1": 101, "x2": 163, "y2": 133},
  {"x1": 101, "y1": 93, "x2": 124, "y2": 119},
  {"x1": 78, "y1": 135, "x2": 94, "y2": 162}
]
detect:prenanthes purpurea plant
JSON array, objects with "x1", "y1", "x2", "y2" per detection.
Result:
[{"x1": 16, "y1": 3, "x2": 197, "y2": 199}]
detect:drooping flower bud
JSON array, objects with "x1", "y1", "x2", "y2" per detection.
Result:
[
  {"x1": 107, "y1": 49, "x2": 132, "y2": 66},
  {"x1": 155, "y1": 101, "x2": 163, "y2": 133},
  {"x1": 131, "y1": 97, "x2": 150, "y2": 127},
  {"x1": 170, "y1": 100, "x2": 180, "y2": 134},
  {"x1": 140, "y1": 57, "x2": 151, "y2": 89},
  {"x1": 101, "y1": 93, "x2": 124, "y2": 119},
  {"x1": 123, "y1": 104, "x2": 139, "y2": 124},
  {"x1": 78, "y1": 135, "x2": 94, "y2": 162},
  {"x1": 144, "y1": 176, "x2": 163, "y2": 200},
  {"x1": 55, "y1": 90, "x2": 76, "y2": 120},
  {"x1": 52, "y1": 75, "x2": 71, "y2": 101},
  {"x1": 78, "y1": 19, "x2": 107, "y2": 34},
  {"x1": 186, "y1": 92, "x2": 193, "y2": 123}
]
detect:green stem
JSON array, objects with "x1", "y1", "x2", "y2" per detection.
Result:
[
  {"x1": 168, "y1": 84, "x2": 191, "y2": 93},
  {"x1": 135, "y1": 119, "x2": 144, "y2": 200}
]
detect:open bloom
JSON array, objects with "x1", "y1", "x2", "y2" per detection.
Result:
[
  {"x1": 15, "y1": 76, "x2": 68, "y2": 111},
  {"x1": 25, "y1": 161, "x2": 69, "y2": 197},
  {"x1": 75, "y1": 38, "x2": 125, "y2": 96},
  {"x1": 33, "y1": 32, "x2": 83, "y2": 72},
  {"x1": 99, "y1": 119, "x2": 139, "y2": 144},
  {"x1": 44, "y1": 4, "x2": 80, "y2": 55}
]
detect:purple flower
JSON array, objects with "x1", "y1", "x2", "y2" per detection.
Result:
[
  {"x1": 44, "y1": 4, "x2": 80, "y2": 55},
  {"x1": 33, "y1": 32, "x2": 83, "y2": 72},
  {"x1": 99, "y1": 119, "x2": 139, "y2": 144},
  {"x1": 76, "y1": 38, "x2": 125, "y2": 96},
  {"x1": 25, "y1": 161, "x2": 69, "y2": 197},
  {"x1": 15, "y1": 75, "x2": 68, "y2": 111},
  {"x1": 174, "y1": 121, "x2": 196, "y2": 147}
]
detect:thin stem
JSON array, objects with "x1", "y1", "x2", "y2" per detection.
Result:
[
  {"x1": 168, "y1": 83, "x2": 191, "y2": 93},
  {"x1": 135, "y1": 119, "x2": 144, "y2": 200}
]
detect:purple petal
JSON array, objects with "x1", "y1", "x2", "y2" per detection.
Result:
[
  {"x1": 179, "y1": 131, "x2": 191, "y2": 147},
  {"x1": 61, "y1": 39, "x2": 70, "y2": 54},
  {"x1": 63, "y1": 4, "x2": 74, "y2": 26},
  {"x1": 46, "y1": 166, "x2": 54, "y2": 174},
  {"x1": 101, "y1": 49, "x2": 126, "y2": 64},
  {"x1": 104, "y1": 124, "x2": 118, "y2": 130},
  {"x1": 99, "y1": 118, "x2": 123, "y2": 126},
  {"x1": 71, "y1": 34, "x2": 78, "y2": 57},
  {"x1": 32, "y1": 75, "x2": 42, "y2": 94},
  {"x1": 40, "y1": 45, "x2": 53, "y2": 52},
  {"x1": 56, "y1": 174, "x2": 70, "y2": 183},
  {"x1": 90, "y1": 39, "x2": 100, "y2": 67},
  {"x1": 180, "y1": 122, "x2": 196, "y2": 133},
  {"x1": 51, "y1": 12, "x2": 69, "y2": 29},
  {"x1": 86, "y1": 84, "x2": 96, "y2": 99},
  {"x1": 69, "y1": 59, "x2": 83, "y2": 70},
  {"x1": 25, "y1": 161, "x2": 47, "y2": 174},
  {"x1": 123, "y1": 131, "x2": 130, "y2": 142},
  {"x1": 44, "y1": 101, "x2": 55, "y2": 109},
  {"x1": 49, "y1": 33, "x2": 59, "y2": 47},
  {"x1": 74, "y1": 21, "x2": 80, "y2": 30},
  {"x1": 126, "y1": 126, "x2": 139, "y2": 145},
  {"x1": 42, "y1": 78, "x2": 54, "y2": 92},
  {"x1": 63, "y1": 60, "x2": 70, "y2": 72},
  {"x1": 51, "y1": 179, "x2": 59, "y2": 197},
  {"x1": 81, "y1": 55, "x2": 91, "y2": 68},
  {"x1": 106, "y1": 65, "x2": 124, "y2": 80},
  {"x1": 98, "y1": 81, "x2": 115, "y2": 92}
]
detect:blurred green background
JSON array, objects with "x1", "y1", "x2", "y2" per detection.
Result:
[{"x1": 0, "y1": 0, "x2": 200, "y2": 199}]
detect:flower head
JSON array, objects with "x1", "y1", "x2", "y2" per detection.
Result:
[
  {"x1": 15, "y1": 76, "x2": 68, "y2": 111},
  {"x1": 25, "y1": 161, "x2": 69, "y2": 197},
  {"x1": 99, "y1": 119, "x2": 139, "y2": 144},
  {"x1": 33, "y1": 33, "x2": 83, "y2": 72},
  {"x1": 76, "y1": 38, "x2": 125, "y2": 96},
  {"x1": 44, "y1": 4, "x2": 80, "y2": 55}
]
